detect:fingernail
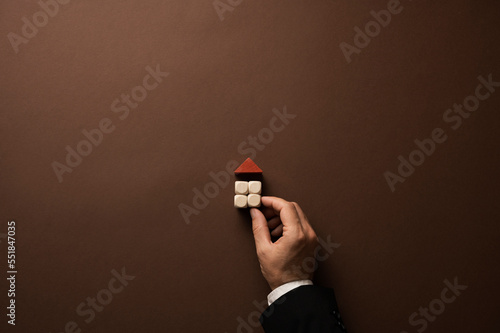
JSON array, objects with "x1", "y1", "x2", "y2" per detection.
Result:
[{"x1": 250, "y1": 208, "x2": 255, "y2": 218}]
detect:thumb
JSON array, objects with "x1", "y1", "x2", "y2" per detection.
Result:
[{"x1": 250, "y1": 208, "x2": 271, "y2": 249}]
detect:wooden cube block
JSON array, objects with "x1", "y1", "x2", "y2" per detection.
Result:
[
  {"x1": 247, "y1": 194, "x2": 261, "y2": 208},
  {"x1": 234, "y1": 195, "x2": 248, "y2": 208},
  {"x1": 248, "y1": 181, "x2": 262, "y2": 194},
  {"x1": 235, "y1": 181, "x2": 249, "y2": 195}
]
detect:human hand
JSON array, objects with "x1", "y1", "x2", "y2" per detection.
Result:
[{"x1": 250, "y1": 197, "x2": 319, "y2": 290}]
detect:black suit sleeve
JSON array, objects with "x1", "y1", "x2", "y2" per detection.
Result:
[{"x1": 259, "y1": 285, "x2": 347, "y2": 333}]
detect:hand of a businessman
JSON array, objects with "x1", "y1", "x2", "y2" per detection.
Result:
[{"x1": 250, "y1": 197, "x2": 319, "y2": 290}]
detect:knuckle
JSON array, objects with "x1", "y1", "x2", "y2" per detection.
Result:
[
  {"x1": 308, "y1": 231, "x2": 318, "y2": 242},
  {"x1": 296, "y1": 232, "x2": 306, "y2": 243},
  {"x1": 256, "y1": 248, "x2": 267, "y2": 258}
]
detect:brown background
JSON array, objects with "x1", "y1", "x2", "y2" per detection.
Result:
[{"x1": 1, "y1": 0, "x2": 499, "y2": 332}]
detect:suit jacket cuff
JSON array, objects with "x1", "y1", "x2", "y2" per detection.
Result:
[
  {"x1": 267, "y1": 280, "x2": 313, "y2": 305},
  {"x1": 260, "y1": 285, "x2": 347, "y2": 333}
]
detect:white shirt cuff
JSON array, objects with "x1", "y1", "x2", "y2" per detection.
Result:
[{"x1": 267, "y1": 280, "x2": 313, "y2": 306}]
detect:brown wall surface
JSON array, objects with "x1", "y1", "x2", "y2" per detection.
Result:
[{"x1": 1, "y1": 1, "x2": 499, "y2": 332}]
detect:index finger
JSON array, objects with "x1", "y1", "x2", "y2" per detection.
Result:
[{"x1": 261, "y1": 196, "x2": 302, "y2": 231}]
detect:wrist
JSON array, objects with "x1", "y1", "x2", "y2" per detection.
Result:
[{"x1": 268, "y1": 271, "x2": 314, "y2": 290}]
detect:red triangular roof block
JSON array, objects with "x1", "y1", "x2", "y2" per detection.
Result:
[{"x1": 234, "y1": 158, "x2": 263, "y2": 174}]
